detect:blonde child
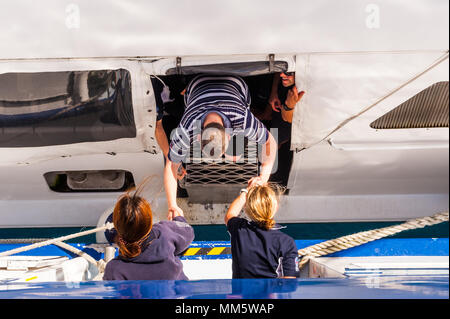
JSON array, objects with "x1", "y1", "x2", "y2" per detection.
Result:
[{"x1": 225, "y1": 180, "x2": 298, "y2": 278}]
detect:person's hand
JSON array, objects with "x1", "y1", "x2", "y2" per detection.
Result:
[
  {"x1": 285, "y1": 86, "x2": 305, "y2": 110},
  {"x1": 247, "y1": 176, "x2": 264, "y2": 189},
  {"x1": 224, "y1": 153, "x2": 243, "y2": 163},
  {"x1": 176, "y1": 165, "x2": 186, "y2": 180},
  {"x1": 268, "y1": 93, "x2": 281, "y2": 112},
  {"x1": 168, "y1": 205, "x2": 184, "y2": 221}
]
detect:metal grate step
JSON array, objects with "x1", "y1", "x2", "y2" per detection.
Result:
[{"x1": 183, "y1": 139, "x2": 259, "y2": 203}]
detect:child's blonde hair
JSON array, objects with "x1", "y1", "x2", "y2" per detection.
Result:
[{"x1": 244, "y1": 183, "x2": 284, "y2": 230}]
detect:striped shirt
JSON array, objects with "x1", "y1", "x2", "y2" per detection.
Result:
[{"x1": 168, "y1": 74, "x2": 269, "y2": 163}]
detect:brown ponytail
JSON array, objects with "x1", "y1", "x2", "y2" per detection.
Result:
[{"x1": 113, "y1": 192, "x2": 153, "y2": 259}]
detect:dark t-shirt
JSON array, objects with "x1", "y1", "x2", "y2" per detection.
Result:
[
  {"x1": 103, "y1": 216, "x2": 194, "y2": 281},
  {"x1": 226, "y1": 217, "x2": 298, "y2": 278}
]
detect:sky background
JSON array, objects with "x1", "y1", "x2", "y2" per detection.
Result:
[{"x1": 0, "y1": 0, "x2": 448, "y2": 59}]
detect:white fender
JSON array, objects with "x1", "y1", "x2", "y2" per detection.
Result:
[{"x1": 95, "y1": 206, "x2": 114, "y2": 244}]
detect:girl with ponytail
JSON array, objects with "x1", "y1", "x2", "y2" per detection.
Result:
[
  {"x1": 112, "y1": 193, "x2": 153, "y2": 259},
  {"x1": 225, "y1": 178, "x2": 298, "y2": 279},
  {"x1": 103, "y1": 179, "x2": 194, "y2": 280}
]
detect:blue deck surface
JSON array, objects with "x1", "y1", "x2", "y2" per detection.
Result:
[
  {"x1": 0, "y1": 238, "x2": 448, "y2": 299},
  {"x1": 0, "y1": 276, "x2": 448, "y2": 299},
  {"x1": 0, "y1": 238, "x2": 448, "y2": 259}
]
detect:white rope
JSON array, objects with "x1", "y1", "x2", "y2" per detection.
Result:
[
  {"x1": 1, "y1": 212, "x2": 447, "y2": 276},
  {"x1": 0, "y1": 224, "x2": 113, "y2": 280},
  {"x1": 297, "y1": 211, "x2": 449, "y2": 269},
  {"x1": 0, "y1": 238, "x2": 51, "y2": 244},
  {"x1": 0, "y1": 238, "x2": 106, "y2": 271},
  {"x1": 0, "y1": 223, "x2": 113, "y2": 258},
  {"x1": 51, "y1": 241, "x2": 106, "y2": 272}
]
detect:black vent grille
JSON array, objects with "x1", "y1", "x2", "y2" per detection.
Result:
[{"x1": 370, "y1": 81, "x2": 449, "y2": 129}]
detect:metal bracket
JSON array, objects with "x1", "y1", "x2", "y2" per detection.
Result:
[
  {"x1": 268, "y1": 53, "x2": 275, "y2": 72},
  {"x1": 176, "y1": 57, "x2": 182, "y2": 75}
]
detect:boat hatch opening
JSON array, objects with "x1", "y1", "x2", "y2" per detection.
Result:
[
  {"x1": 370, "y1": 81, "x2": 449, "y2": 129},
  {"x1": 151, "y1": 59, "x2": 294, "y2": 203},
  {"x1": 0, "y1": 69, "x2": 136, "y2": 148},
  {"x1": 44, "y1": 170, "x2": 135, "y2": 192},
  {"x1": 165, "y1": 60, "x2": 288, "y2": 77}
]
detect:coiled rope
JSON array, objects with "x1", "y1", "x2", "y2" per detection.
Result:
[
  {"x1": 297, "y1": 211, "x2": 449, "y2": 269},
  {"x1": 0, "y1": 224, "x2": 114, "y2": 273}
]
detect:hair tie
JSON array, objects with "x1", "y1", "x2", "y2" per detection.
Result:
[
  {"x1": 118, "y1": 233, "x2": 150, "y2": 247},
  {"x1": 118, "y1": 235, "x2": 128, "y2": 246}
]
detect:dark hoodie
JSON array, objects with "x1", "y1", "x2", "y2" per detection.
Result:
[{"x1": 103, "y1": 216, "x2": 194, "y2": 281}]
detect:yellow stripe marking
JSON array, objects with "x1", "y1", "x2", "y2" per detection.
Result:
[
  {"x1": 25, "y1": 276, "x2": 38, "y2": 282},
  {"x1": 207, "y1": 247, "x2": 226, "y2": 255},
  {"x1": 183, "y1": 247, "x2": 201, "y2": 256}
]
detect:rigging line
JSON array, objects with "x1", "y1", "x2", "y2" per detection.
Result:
[
  {"x1": 306, "y1": 51, "x2": 449, "y2": 149},
  {"x1": 150, "y1": 74, "x2": 168, "y2": 88}
]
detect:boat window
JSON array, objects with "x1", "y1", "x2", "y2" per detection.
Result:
[
  {"x1": 0, "y1": 69, "x2": 136, "y2": 148},
  {"x1": 370, "y1": 81, "x2": 449, "y2": 129}
]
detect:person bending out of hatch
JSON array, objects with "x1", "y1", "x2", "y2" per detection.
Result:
[
  {"x1": 164, "y1": 74, "x2": 278, "y2": 218},
  {"x1": 224, "y1": 178, "x2": 299, "y2": 279},
  {"x1": 102, "y1": 181, "x2": 194, "y2": 280}
]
